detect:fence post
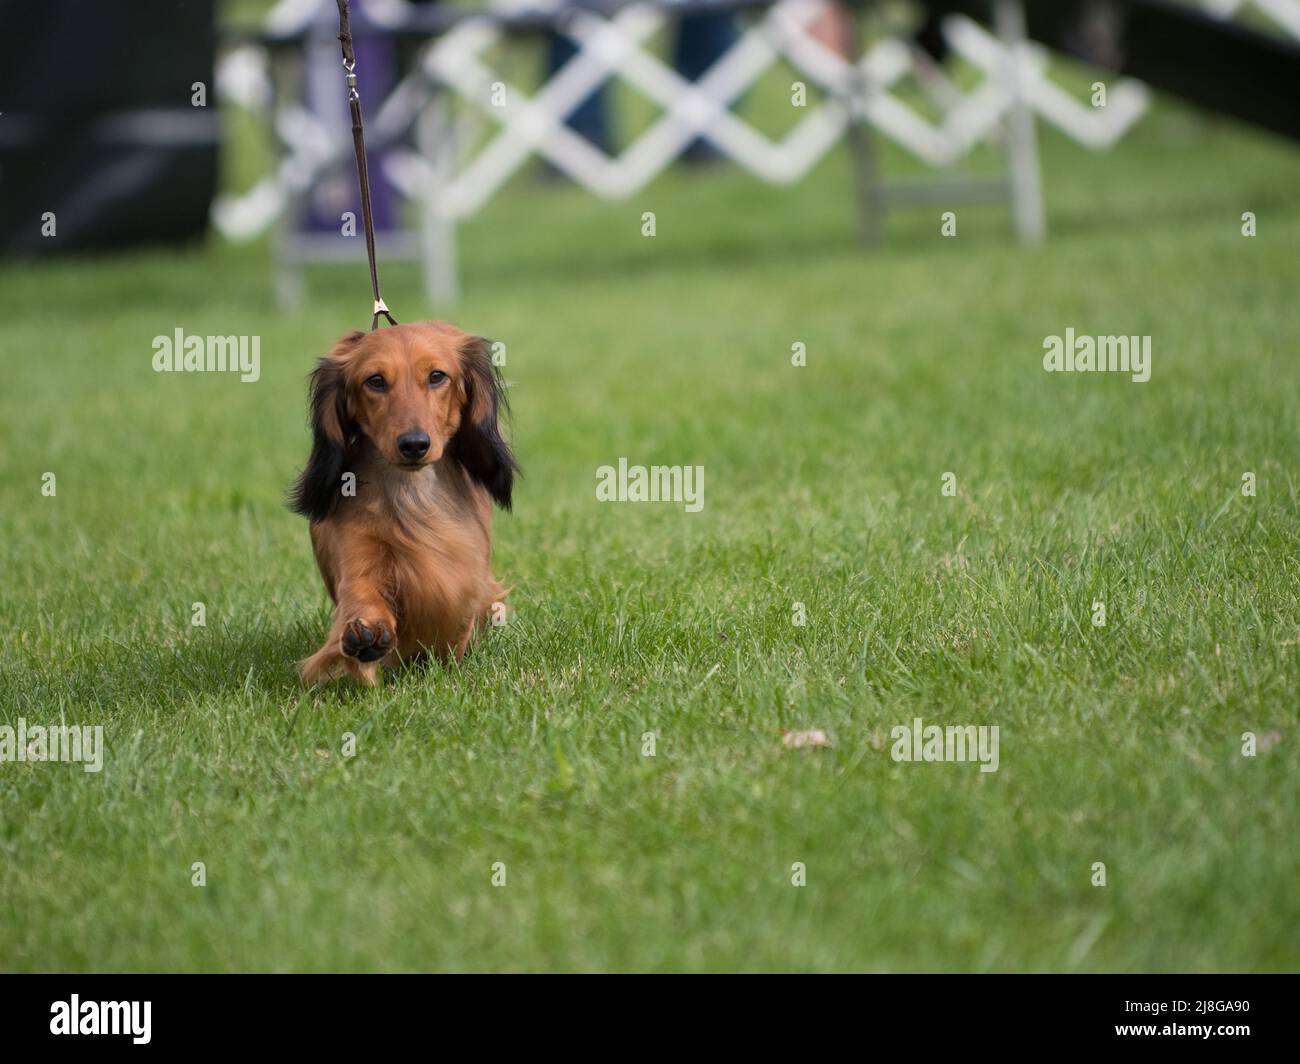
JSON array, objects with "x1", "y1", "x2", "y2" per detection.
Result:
[{"x1": 994, "y1": 0, "x2": 1045, "y2": 244}]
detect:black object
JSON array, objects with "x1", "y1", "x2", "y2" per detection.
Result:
[
  {"x1": 0, "y1": 0, "x2": 218, "y2": 256},
  {"x1": 923, "y1": 0, "x2": 1300, "y2": 143}
]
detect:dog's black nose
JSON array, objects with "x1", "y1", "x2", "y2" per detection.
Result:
[{"x1": 396, "y1": 432, "x2": 430, "y2": 460}]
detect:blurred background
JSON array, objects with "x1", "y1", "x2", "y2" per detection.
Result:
[{"x1": 4, "y1": 0, "x2": 1299, "y2": 295}]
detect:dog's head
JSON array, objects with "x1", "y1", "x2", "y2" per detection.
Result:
[{"x1": 289, "y1": 321, "x2": 517, "y2": 520}]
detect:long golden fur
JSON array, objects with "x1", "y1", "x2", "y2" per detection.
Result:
[{"x1": 290, "y1": 321, "x2": 517, "y2": 685}]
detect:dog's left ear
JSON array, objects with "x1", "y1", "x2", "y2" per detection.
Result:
[{"x1": 449, "y1": 336, "x2": 517, "y2": 510}]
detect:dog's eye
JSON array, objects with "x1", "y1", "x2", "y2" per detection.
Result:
[
  {"x1": 428, "y1": 370, "x2": 448, "y2": 387},
  {"x1": 365, "y1": 374, "x2": 386, "y2": 391}
]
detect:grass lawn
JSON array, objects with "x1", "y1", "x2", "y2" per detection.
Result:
[{"x1": 1, "y1": 98, "x2": 1299, "y2": 971}]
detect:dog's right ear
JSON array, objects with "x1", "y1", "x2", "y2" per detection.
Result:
[{"x1": 289, "y1": 331, "x2": 363, "y2": 521}]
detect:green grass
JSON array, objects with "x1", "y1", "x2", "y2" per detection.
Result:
[{"x1": 2, "y1": 101, "x2": 1299, "y2": 971}]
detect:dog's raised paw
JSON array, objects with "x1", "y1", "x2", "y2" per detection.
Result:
[{"x1": 341, "y1": 618, "x2": 394, "y2": 662}]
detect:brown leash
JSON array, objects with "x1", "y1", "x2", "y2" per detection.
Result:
[{"x1": 336, "y1": 0, "x2": 397, "y2": 330}]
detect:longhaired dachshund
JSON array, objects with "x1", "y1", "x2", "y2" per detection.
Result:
[{"x1": 290, "y1": 322, "x2": 516, "y2": 685}]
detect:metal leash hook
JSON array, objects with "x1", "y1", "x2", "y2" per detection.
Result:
[{"x1": 336, "y1": 0, "x2": 398, "y2": 329}]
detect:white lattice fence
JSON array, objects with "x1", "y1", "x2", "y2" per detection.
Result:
[
  {"x1": 224, "y1": 0, "x2": 1300, "y2": 301},
  {"x1": 217, "y1": 0, "x2": 1161, "y2": 237}
]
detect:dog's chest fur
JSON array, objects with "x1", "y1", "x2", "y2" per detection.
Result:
[{"x1": 314, "y1": 454, "x2": 499, "y2": 659}]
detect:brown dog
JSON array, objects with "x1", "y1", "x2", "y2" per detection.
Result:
[{"x1": 290, "y1": 321, "x2": 516, "y2": 684}]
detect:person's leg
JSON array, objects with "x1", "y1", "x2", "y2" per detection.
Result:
[
  {"x1": 673, "y1": 12, "x2": 739, "y2": 163},
  {"x1": 544, "y1": 32, "x2": 611, "y2": 153}
]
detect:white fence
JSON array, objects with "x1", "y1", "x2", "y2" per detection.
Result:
[{"x1": 212, "y1": 0, "x2": 1299, "y2": 300}]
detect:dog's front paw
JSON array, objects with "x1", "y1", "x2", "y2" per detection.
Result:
[{"x1": 340, "y1": 618, "x2": 395, "y2": 662}]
